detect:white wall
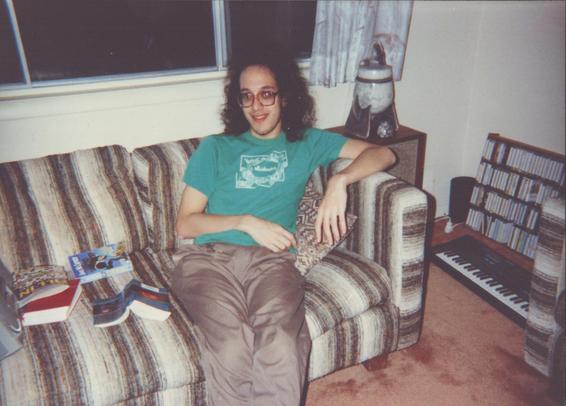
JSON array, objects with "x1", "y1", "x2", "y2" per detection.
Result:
[
  {"x1": 395, "y1": 1, "x2": 482, "y2": 215},
  {"x1": 395, "y1": 1, "x2": 565, "y2": 215},
  {"x1": 0, "y1": 73, "x2": 353, "y2": 161},
  {"x1": 462, "y1": 1, "x2": 566, "y2": 176},
  {"x1": 0, "y1": 1, "x2": 564, "y2": 217}
]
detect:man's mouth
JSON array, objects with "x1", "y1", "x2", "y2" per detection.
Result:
[{"x1": 252, "y1": 114, "x2": 268, "y2": 123}]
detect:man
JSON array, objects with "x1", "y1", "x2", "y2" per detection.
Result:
[{"x1": 171, "y1": 44, "x2": 396, "y2": 406}]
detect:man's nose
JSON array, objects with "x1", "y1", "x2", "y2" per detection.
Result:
[{"x1": 251, "y1": 95, "x2": 262, "y2": 111}]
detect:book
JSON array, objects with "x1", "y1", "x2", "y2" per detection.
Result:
[
  {"x1": 93, "y1": 279, "x2": 170, "y2": 328},
  {"x1": 68, "y1": 242, "x2": 133, "y2": 284},
  {"x1": 12, "y1": 265, "x2": 71, "y2": 309},
  {"x1": 20, "y1": 279, "x2": 82, "y2": 326}
]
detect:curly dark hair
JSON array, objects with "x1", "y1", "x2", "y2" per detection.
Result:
[{"x1": 221, "y1": 42, "x2": 316, "y2": 142}]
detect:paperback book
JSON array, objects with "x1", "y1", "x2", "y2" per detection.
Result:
[
  {"x1": 12, "y1": 265, "x2": 71, "y2": 309},
  {"x1": 20, "y1": 279, "x2": 82, "y2": 326},
  {"x1": 68, "y1": 242, "x2": 133, "y2": 284},
  {"x1": 92, "y1": 279, "x2": 170, "y2": 328}
]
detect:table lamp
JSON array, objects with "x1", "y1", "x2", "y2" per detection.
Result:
[{"x1": 345, "y1": 42, "x2": 399, "y2": 139}]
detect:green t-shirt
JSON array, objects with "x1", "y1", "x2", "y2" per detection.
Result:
[{"x1": 183, "y1": 128, "x2": 348, "y2": 246}]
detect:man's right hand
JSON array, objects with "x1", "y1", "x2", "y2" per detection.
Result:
[{"x1": 239, "y1": 215, "x2": 297, "y2": 253}]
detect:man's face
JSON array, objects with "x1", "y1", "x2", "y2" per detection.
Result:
[{"x1": 239, "y1": 65, "x2": 283, "y2": 139}]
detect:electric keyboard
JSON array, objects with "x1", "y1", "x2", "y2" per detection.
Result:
[{"x1": 432, "y1": 235, "x2": 531, "y2": 327}]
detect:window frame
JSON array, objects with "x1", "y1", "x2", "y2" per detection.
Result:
[{"x1": 0, "y1": 0, "x2": 311, "y2": 99}]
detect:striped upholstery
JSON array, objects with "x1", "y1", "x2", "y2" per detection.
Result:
[
  {"x1": 0, "y1": 148, "x2": 206, "y2": 405},
  {"x1": 306, "y1": 249, "x2": 399, "y2": 380},
  {"x1": 152, "y1": 247, "x2": 399, "y2": 383},
  {"x1": 0, "y1": 248, "x2": 206, "y2": 405},
  {"x1": 132, "y1": 139, "x2": 201, "y2": 252},
  {"x1": 0, "y1": 137, "x2": 430, "y2": 404},
  {"x1": 524, "y1": 196, "x2": 566, "y2": 377},
  {"x1": 305, "y1": 248, "x2": 391, "y2": 339},
  {"x1": 315, "y1": 159, "x2": 429, "y2": 349},
  {"x1": 309, "y1": 301, "x2": 399, "y2": 380},
  {"x1": 0, "y1": 146, "x2": 149, "y2": 271}
]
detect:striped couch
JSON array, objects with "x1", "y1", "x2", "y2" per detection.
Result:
[
  {"x1": 0, "y1": 138, "x2": 429, "y2": 405},
  {"x1": 524, "y1": 196, "x2": 565, "y2": 397}
]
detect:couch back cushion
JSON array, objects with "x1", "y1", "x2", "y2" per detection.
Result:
[
  {"x1": 132, "y1": 139, "x2": 200, "y2": 251},
  {"x1": 0, "y1": 146, "x2": 149, "y2": 272}
]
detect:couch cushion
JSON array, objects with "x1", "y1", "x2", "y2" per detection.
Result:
[
  {"x1": 0, "y1": 146, "x2": 149, "y2": 272},
  {"x1": 0, "y1": 247, "x2": 206, "y2": 405},
  {"x1": 308, "y1": 305, "x2": 399, "y2": 381},
  {"x1": 153, "y1": 247, "x2": 396, "y2": 383},
  {"x1": 132, "y1": 139, "x2": 201, "y2": 252},
  {"x1": 305, "y1": 248, "x2": 392, "y2": 339}
]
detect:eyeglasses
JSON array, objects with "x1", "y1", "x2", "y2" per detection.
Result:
[{"x1": 238, "y1": 90, "x2": 280, "y2": 107}]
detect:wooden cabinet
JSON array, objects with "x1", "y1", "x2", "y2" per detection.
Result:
[{"x1": 328, "y1": 125, "x2": 427, "y2": 188}]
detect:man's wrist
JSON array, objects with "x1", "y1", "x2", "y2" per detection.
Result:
[
  {"x1": 329, "y1": 173, "x2": 349, "y2": 188},
  {"x1": 236, "y1": 214, "x2": 253, "y2": 233}
]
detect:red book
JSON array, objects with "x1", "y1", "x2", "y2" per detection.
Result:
[{"x1": 21, "y1": 279, "x2": 82, "y2": 326}]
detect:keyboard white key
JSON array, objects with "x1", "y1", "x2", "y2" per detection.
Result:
[{"x1": 435, "y1": 251, "x2": 528, "y2": 320}]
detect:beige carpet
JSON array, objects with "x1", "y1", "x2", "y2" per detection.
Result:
[{"x1": 305, "y1": 264, "x2": 557, "y2": 406}]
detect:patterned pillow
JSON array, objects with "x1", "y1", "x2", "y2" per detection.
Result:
[{"x1": 295, "y1": 189, "x2": 357, "y2": 275}]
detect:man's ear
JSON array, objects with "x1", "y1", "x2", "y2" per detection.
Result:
[{"x1": 281, "y1": 97, "x2": 287, "y2": 107}]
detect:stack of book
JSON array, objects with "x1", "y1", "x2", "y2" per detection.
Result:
[
  {"x1": 8, "y1": 242, "x2": 170, "y2": 328},
  {"x1": 13, "y1": 265, "x2": 82, "y2": 326},
  {"x1": 92, "y1": 279, "x2": 170, "y2": 327}
]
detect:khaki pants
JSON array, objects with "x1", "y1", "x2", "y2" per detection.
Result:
[{"x1": 171, "y1": 243, "x2": 311, "y2": 406}]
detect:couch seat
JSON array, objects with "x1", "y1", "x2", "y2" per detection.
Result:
[
  {"x1": 304, "y1": 248, "x2": 392, "y2": 339},
  {"x1": 0, "y1": 248, "x2": 205, "y2": 406}
]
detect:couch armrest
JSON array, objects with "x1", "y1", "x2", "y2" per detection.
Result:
[
  {"x1": 525, "y1": 196, "x2": 566, "y2": 377},
  {"x1": 312, "y1": 159, "x2": 429, "y2": 348}
]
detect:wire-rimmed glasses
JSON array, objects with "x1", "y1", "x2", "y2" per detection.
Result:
[{"x1": 238, "y1": 90, "x2": 280, "y2": 107}]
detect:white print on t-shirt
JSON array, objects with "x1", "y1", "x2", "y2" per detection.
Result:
[{"x1": 235, "y1": 151, "x2": 288, "y2": 189}]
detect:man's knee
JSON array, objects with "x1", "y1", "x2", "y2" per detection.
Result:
[
  {"x1": 213, "y1": 334, "x2": 253, "y2": 369},
  {"x1": 254, "y1": 324, "x2": 301, "y2": 355}
]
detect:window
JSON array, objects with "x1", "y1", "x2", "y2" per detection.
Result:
[
  {"x1": 0, "y1": 0, "x2": 23, "y2": 84},
  {"x1": 226, "y1": 1, "x2": 316, "y2": 60},
  {"x1": 1, "y1": 0, "x2": 317, "y2": 88},
  {"x1": 14, "y1": 0, "x2": 216, "y2": 82}
]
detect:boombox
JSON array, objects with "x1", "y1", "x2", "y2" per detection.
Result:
[{"x1": 0, "y1": 259, "x2": 22, "y2": 361}]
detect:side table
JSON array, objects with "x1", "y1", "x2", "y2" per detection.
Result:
[{"x1": 327, "y1": 125, "x2": 427, "y2": 188}]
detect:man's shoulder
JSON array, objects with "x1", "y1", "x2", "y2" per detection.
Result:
[
  {"x1": 300, "y1": 127, "x2": 342, "y2": 142},
  {"x1": 198, "y1": 133, "x2": 241, "y2": 146},
  {"x1": 200, "y1": 133, "x2": 228, "y2": 142}
]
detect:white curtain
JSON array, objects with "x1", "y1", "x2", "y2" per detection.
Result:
[{"x1": 309, "y1": 0, "x2": 413, "y2": 87}]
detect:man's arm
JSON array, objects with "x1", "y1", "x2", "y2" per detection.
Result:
[
  {"x1": 315, "y1": 138, "x2": 396, "y2": 244},
  {"x1": 175, "y1": 186, "x2": 243, "y2": 238},
  {"x1": 175, "y1": 186, "x2": 297, "y2": 252}
]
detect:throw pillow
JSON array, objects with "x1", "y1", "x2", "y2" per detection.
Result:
[{"x1": 295, "y1": 189, "x2": 357, "y2": 275}]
